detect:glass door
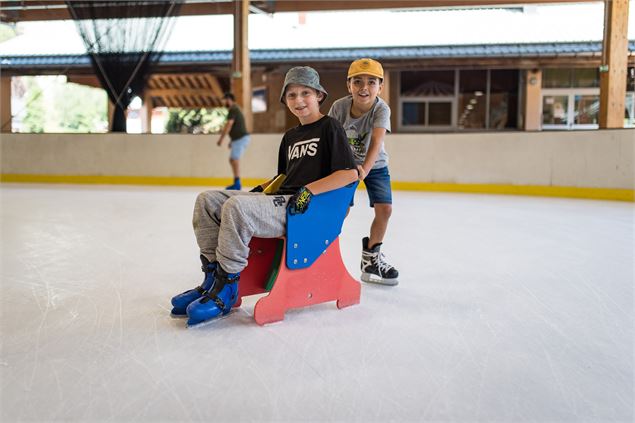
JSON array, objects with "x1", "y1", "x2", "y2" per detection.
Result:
[{"x1": 541, "y1": 89, "x2": 599, "y2": 130}]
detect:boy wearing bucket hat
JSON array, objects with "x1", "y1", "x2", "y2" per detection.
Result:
[
  {"x1": 170, "y1": 66, "x2": 357, "y2": 327},
  {"x1": 328, "y1": 58, "x2": 399, "y2": 286}
]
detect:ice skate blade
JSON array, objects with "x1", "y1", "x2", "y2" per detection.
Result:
[
  {"x1": 186, "y1": 309, "x2": 238, "y2": 329},
  {"x1": 170, "y1": 312, "x2": 187, "y2": 319},
  {"x1": 361, "y1": 273, "x2": 399, "y2": 286}
]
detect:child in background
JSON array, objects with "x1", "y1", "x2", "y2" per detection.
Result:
[
  {"x1": 171, "y1": 66, "x2": 357, "y2": 326},
  {"x1": 217, "y1": 92, "x2": 250, "y2": 190},
  {"x1": 329, "y1": 58, "x2": 399, "y2": 286}
]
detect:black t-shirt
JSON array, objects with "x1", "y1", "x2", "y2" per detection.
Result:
[
  {"x1": 227, "y1": 105, "x2": 248, "y2": 141},
  {"x1": 276, "y1": 115, "x2": 355, "y2": 195}
]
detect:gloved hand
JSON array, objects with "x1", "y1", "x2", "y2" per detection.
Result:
[
  {"x1": 249, "y1": 185, "x2": 264, "y2": 193},
  {"x1": 287, "y1": 186, "x2": 313, "y2": 215}
]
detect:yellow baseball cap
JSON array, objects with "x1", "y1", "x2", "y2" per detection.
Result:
[{"x1": 347, "y1": 58, "x2": 384, "y2": 80}]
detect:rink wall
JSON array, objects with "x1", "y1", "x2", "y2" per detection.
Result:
[{"x1": 1, "y1": 129, "x2": 633, "y2": 201}]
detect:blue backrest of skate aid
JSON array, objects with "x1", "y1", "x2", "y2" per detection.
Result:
[{"x1": 286, "y1": 182, "x2": 358, "y2": 270}]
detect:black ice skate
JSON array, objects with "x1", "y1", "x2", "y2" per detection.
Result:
[{"x1": 360, "y1": 237, "x2": 399, "y2": 286}]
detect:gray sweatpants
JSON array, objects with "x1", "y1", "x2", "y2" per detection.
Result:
[{"x1": 192, "y1": 190, "x2": 291, "y2": 274}]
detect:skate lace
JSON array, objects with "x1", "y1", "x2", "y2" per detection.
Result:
[{"x1": 375, "y1": 252, "x2": 394, "y2": 274}]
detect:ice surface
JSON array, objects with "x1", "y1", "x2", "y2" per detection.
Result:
[{"x1": 1, "y1": 184, "x2": 632, "y2": 422}]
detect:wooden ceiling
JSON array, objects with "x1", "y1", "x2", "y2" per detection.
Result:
[
  {"x1": 0, "y1": 0, "x2": 597, "y2": 23},
  {"x1": 146, "y1": 73, "x2": 226, "y2": 108},
  {"x1": 66, "y1": 72, "x2": 228, "y2": 108}
]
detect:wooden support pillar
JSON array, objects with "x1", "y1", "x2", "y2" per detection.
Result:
[
  {"x1": 231, "y1": 0, "x2": 252, "y2": 132},
  {"x1": 140, "y1": 92, "x2": 153, "y2": 134},
  {"x1": 379, "y1": 71, "x2": 390, "y2": 105},
  {"x1": 1, "y1": 76, "x2": 12, "y2": 132},
  {"x1": 389, "y1": 70, "x2": 400, "y2": 132},
  {"x1": 524, "y1": 69, "x2": 542, "y2": 131},
  {"x1": 599, "y1": 0, "x2": 629, "y2": 129}
]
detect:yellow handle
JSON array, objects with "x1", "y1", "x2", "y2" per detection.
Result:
[{"x1": 263, "y1": 174, "x2": 286, "y2": 194}]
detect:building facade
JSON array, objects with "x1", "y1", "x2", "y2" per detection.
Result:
[{"x1": 2, "y1": 42, "x2": 634, "y2": 133}]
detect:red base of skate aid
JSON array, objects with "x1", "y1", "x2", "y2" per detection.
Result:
[{"x1": 235, "y1": 182, "x2": 361, "y2": 325}]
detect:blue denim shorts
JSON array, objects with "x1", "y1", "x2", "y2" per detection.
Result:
[
  {"x1": 229, "y1": 135, "x2": 250, "y2": 160},
  {"x1": 353, "y1": 166, "x2": 393, "y2": 207}
]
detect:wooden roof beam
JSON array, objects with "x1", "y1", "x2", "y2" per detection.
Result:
[
  {"x1": 262, "y1": 0, "x2": 597, "y2": 13},
  {"x1": 204, "y1": 74, "x2": 225, "y2": 98},
  {"x1": 1, "y1": 0, "x2": 599, "y2": 22},
  {"x1": 0, "y1": 1, "x2": 234, "y2": 22},
  {"x1": 147, "y1": 88, "x2": 218, "y2": 97}
]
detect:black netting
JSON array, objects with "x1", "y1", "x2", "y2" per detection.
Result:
[{"x1": 66, "y1": 1, "x2": 183, "y2": 132}]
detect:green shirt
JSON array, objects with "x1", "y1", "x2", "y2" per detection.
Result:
[{"x1": 227, "y1": 104, "x2": 249, "y2": 141}]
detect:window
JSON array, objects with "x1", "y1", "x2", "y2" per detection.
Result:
[
  {"x1": 542, "y1": 68, "x2": 600, "y2": 89},
  {"x1": 402, "y1": 102, "x2": 426, "y2": 126},
  {"x1": 399, "y1": 70, "x2": 456, "y2": 130},
  {"x1": 542, "y1": 95, "x2": 568, "y2": 125},
  {"x1": 428, "y1": 102, "x2": 453, "y2": 125},
  {"x1": 626, "y1": 67, "x2": 635, "y2": 128},
  {"x1": 400, "y1": 70, "x2": 455, "y2": 96},
  {"x1": 542, "y1": 68, "x2": 571, "y2": 88},
  {"x1": 625, "y1": 92, "x2": 635, "y2": 128},
  {"x1": 398, "y1": 69, "x2": 519, "y2": 131},
  {"x1": 489, "y1": 70, "x2": 519, "y2": 129},
  {"x1": 574, "y1": 95, "x2": 599, "y2": 125},
  {"x1": 252, "y1": 87, "x2": 267, "y2": 113},
  {"x1": 458, "y1": 70, "x2": 487, "y2": 129},
  {"x1": 573, "y1": 68, "x2": 599, "y2": 88}
]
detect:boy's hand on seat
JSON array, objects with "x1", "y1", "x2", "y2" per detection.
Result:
[
  {"x1": 287, "y1": 186, "x2": 313, "y2": 215},
  {"x1": 249, "y1": 185, "x2": 264, "y2": 193}
]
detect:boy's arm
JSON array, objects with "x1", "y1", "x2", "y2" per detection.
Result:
[
  {"x1": 288, "y1": 169, "x2": 357, "y2": 215},
  {"x1": 305, "y1": 169, "x2": 358, "y2": 195},
  {"x1": 358, "y1": 127, "x2": 386, "y2": 179},
  {"x1": 304, "y1": 116, "x2": 358, "y2": 194},
  {"x1": 217, "y1": 119, "x2": 234, "y2": 146}
]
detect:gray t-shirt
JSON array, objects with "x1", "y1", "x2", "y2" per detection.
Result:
[{"x1": 328, "y1": 96, "x2": 391, "y2": 170}]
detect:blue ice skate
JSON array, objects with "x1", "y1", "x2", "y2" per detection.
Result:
[
  {"x1": 170, "y1": 256, "x2": 217, "y2": 316},
  {"x1": 186, "y1": 267, "x2": 239, "y2": 327},
  {"x1": 225, "y1": 178, "x2": 242, "y2": 190}
]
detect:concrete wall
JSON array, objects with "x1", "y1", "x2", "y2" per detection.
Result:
[
  {"x1": 387, "y1": 130, "x2": 634, "y2": 189},
  {"x1": 1, "y1": 130, "x2": 633, "y2": 190}
]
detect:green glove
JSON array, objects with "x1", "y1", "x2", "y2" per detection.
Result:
[{"x1": 287, "y1": 186, "x2": 313, "y2": 215}]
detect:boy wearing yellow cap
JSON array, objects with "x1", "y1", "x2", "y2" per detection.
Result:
[{"x1": 328, "y1": 58, "x2": 399, "y2": 286}]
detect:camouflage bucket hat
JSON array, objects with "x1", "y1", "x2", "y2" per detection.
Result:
[{"x1": 279, "y1": 66, "x2": 328, "y2": 104}]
